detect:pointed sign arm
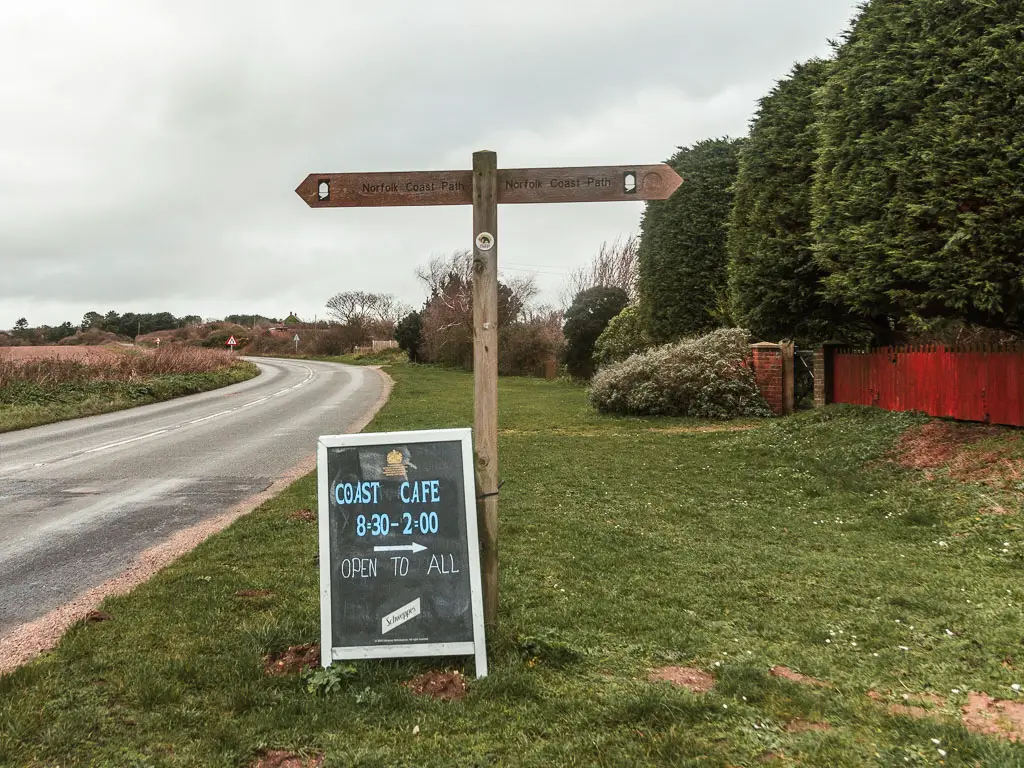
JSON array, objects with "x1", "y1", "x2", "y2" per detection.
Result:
[{"x1": 295, "y1": 164, "x2": 683, "y2": 208}]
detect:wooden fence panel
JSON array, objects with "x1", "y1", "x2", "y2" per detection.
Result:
[{"x1": 831, "y1": 345, "x2": 1024, "y2": 427}]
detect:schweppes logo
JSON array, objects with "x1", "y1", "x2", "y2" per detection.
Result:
[{"x1": 383, "y1": 449, "x2": 406, "y2": 478}]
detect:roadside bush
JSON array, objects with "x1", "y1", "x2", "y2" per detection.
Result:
[
  {"x1": 589, "y1": 328, "x2": 770, "y2": 418},
  {"x1": 395, "y1": 311, "x2": 424, "y2": 362},
  {"x1": 594, "y1": 306, "x2": 649, "y2": 366},
  {"x1": 307, "y1": 323, "x2": 371, "y2": 356},
  {"x1": 243, "y1": 331, "x2": 294, "y2": 356},
  {"x1": 57, "y1": 329, "x2": 124, "y2": 346},
  {"x1": 499, "y1": 316, "x2": 564, "y2": 377},
  {"x1": 563, "y1": 286, "x2": 628, "y2": 379}
]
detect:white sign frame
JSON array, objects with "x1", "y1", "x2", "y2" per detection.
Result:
[{"x1": 317, "y1": 427, "x2": 488, "y2": 677}]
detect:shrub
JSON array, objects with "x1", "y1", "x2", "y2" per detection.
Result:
[
  {"x1": 589, "y1": 328, "x2": 770, "y2": 418},
  {"x1": 594, "y1": 306, "x2": 649, "y2": 366},
  {"x1": 395, "y1": 311, "x2": 424, "y2": 362},
  {"x1": 499, "y1": 316, "x2": 564, "y2": 377},
  {"x1": 563, "y1": 286, "x2": 628, "y2": 379}
]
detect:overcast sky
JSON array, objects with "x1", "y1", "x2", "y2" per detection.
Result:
[{"x1": 0, "y1": 0, "x2": 860, "y2": 328}]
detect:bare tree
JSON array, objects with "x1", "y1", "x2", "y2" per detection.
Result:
[
  {"x1": 558, "y1": 234, "x2": 640, "y2": 310},
  {"x1": 372, "y1": 294, "x2": 412, "y2": 326},
  {"x1": 324, "y1": 291, "x2": 380, "y2": 324}
]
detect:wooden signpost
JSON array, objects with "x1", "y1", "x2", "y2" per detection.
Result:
[{"x1": 297, "y1": 154, "x2": 683, "y2": 631}]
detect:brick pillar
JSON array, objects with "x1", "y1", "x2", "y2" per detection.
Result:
[
  {"x1": 813, "y1": 344, "x2": 837, "y2": 408},
  {"x1": 750, "y1": 342, "x2": 784, "y2": 415}
]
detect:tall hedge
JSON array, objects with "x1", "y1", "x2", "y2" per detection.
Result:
[
  {"x1": 812, "y1": 0, "x2": 1024, "y2": 333},
  {"x1": 728, "y1": 59, "x2": 848, "y2": 345},
  {"x1": 638, "y1": 138, "x2": 744, "y2": 343}
]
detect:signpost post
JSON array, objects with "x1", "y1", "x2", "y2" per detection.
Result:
[
  {"x1": 297, "y1": 157, "x2": 683, "y2": 632},
  {"x1": 293, "y1": 333, "x2": 300, "y2": 353},
  {"x1": 317, "y1": 429, "x2": 487, "y2": 676}
]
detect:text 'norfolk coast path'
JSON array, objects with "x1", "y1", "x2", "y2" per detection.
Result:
[{"x1": 294, "y1": 164, "x2": 683, "y2": 208}]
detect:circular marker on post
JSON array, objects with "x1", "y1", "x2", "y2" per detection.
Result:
[{"x1": 475, "y1": 232, "x2": 494, "y2": 251}]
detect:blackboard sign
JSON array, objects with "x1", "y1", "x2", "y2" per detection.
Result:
[{"x1": 317, "y1": 428, "x2": 487, "y2": 676}]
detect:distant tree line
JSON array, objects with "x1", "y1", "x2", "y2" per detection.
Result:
[{"x1": 3, "y1": 310, "x2": 207, "y2": 345}]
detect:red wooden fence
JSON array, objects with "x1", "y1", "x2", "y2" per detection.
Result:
[{"x1": 831, "y1": 345, "x2": 1024, "y2": 427}]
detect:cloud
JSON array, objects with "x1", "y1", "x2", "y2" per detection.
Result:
[{"x1": 0, "y1": 0, "x2": 860, "y2": 327}]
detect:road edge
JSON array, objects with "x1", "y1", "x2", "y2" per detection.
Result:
[{"x1": 0, "y1": 364, "x2": 395, "y2": 676}]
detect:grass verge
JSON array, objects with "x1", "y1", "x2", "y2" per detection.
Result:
[
  {"x1": 0, "y1": 362, "x2": 259, "y2": 433},
  {"x1": 1, "y1": 363, "x2": 1023, "y2": 766}
]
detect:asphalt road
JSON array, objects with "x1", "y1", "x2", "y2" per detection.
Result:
[{"x1": 0, "y1": 357, "x2": 386, "y2": 636}]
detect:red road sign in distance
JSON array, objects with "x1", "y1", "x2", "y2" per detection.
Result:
[
  {"x1": 295, "y1": 164, "x2": 682, "y2": 208},
  {"x1": 226, "y1": 336, "x2": 238, "y2": 347}
]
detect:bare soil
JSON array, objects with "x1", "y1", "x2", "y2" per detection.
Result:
[
  {"x1": 234, "y1": 589, "x2": 274, "y2": 599},
  {"x1": 289, "y1": 508, "x2": 316, "y2": 523},
  {"x1": 892, "y1": 421, "x2": 1023, "y2": 487},
  {"x1": 868, "y1": 690, "x2": 948, "y2": 719},
  {"x1": 961, "y1": 692, "x2": 1024, "y2": 742},
  {"x1": 405, "y1": 670, "x2": 468, "y2": 701},
  {"x1": 251, "y1": 749, "x2": 324, "y2": 768},
  {"x1": 783, "y1": 719, "x2": 832, "y2": 733},
  {"x1": 264, "y1": 644, "x2": 320, "y2": 676},
  {"x1": 770, "y1": 665, "x2": 829, "y2": 688},
  {"x1": 648, "y1": 666, "x2": 715, "y2": 693}
]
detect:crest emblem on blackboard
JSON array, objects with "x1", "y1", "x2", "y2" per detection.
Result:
[{"x1": 383, "y1": 449, "x2": 406, "y2": 478}]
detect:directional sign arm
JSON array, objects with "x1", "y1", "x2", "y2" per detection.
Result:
[
  {"x1": 496, "y1": 164, "x2": 683, "y2": 204},
  {"x1": 296, "y1": 171, "x2": 473, "y2": 208},
  {"x1": 296, "y1": 164, "x2": 683, "y2": 208}
]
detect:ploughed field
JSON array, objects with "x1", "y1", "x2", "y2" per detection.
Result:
[
  {"x1": 0, "y1": 345, "x2": 123, "y2": 364},
  {"x1": 0, "y1": 344, "x2": 256, "y2": 431}
]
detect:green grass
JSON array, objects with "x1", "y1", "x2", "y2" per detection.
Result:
[
  {"x1": 0, "y1": 362, "x2": 259, "y2": 432},
  {"x1": 2, "y1": 363, "x2": 1023, "y2": 766}
]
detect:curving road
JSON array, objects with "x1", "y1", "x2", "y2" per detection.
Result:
[{"x1": 0, "y1": 357, "x2": 386, "y2": 636}]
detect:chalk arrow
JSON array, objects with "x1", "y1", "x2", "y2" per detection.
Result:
[{"x1": 373, "y1": 542, "x2": 427, "y2": 554}]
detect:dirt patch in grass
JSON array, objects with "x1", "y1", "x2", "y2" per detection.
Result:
[
  {"x1": 84, "y1": 610, "x2": 112, "y2": 623},
  {"x1": 251, "y1": 749, "x2": 324, "y2": 768},
  {"x1": 264, "y1": 644, "x2": 320, "y2": 676},
  {"x1": 404, "y1": 670, "x2": 468, "y2": 701},
  {"x1": 648, "y1": 666, "x2": 715, "y2": 693},
  {"x1": 868, "y1": 690, "x2": 947, "y2": 719},
  {"x1": 961, "y1": 692, "x2": 1024, "y2": 742},
  {"x1": 234, "y1": 589, "x2": 274, "y2": 599},
  {"x1": 783, "y1": 719, "x2": 832, "y2": 733},
  {"x1": 892, "y1": 421, "x2": 1023, "y2": 488},
  {"x1": 866, "y1": 688, "x2": 1024, "y2": 740},
  {"x1": 289, "y1": 509, "x2": 316, "y2": 523},
  {"x1": 646, "y1": 425, "x2": 757, "y2": 435},
  {"x1": 770, "y1": 665, "x2": 829, "y2": 688}
]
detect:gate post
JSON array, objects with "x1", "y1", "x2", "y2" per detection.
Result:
[
  {"x1": 780, "y1": 341, "x2": 795, "y2": 415},
  {"x1": 814, "y1": 343, "x2": 838, "y2": 407}
]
